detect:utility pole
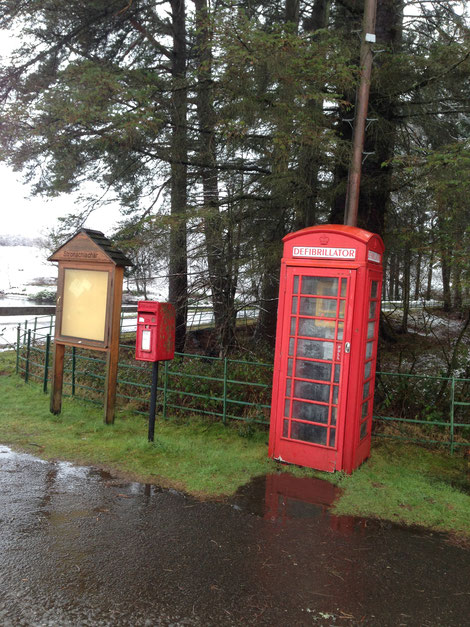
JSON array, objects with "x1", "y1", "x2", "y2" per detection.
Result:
[{"x1": 344, "y1": 0, "x2": 378, "y2": 227}]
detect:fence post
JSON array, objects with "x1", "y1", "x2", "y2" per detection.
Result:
[
  {"x1": 450, "y1": 376, "x2": 455, "y2": 455},
  {"x1": 23, "y1": 319, "x2": 28, "y2": 345},
  {"x1": 43, "y1": 334, "x2": 51, "y2": 394},
  {"x1": 49, "y1": 315, "x2": 53, "y2": 335},
  {"x1": 72, "y1": 346, "x2": 76, "y2": 396},
  {"x1": 223, "y1": 357, "x2": 228, "y2": 425},
  {"x1": 16, "y1": 325, "x2": 21, "y2": 374},
  {"x1": 163, "y1": 360, "x2": 169, "y2": 420},
  {"x1": 25, "y1": 330, "x2": 31, "y2": 383},
  {"x1": 33, "y1": 316, "x2": 38, "y2": 335}
]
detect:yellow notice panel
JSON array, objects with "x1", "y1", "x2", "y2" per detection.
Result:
[{"x1": 61, "y1": 269, "x2": 109, "y2": 342}]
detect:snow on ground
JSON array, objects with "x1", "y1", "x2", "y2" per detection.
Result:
[{"x1": 0, "y1": 245, "x2": 56, "y2": 297}]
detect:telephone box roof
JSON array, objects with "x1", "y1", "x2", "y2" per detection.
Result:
[
  {"x1": 48, "y1": 228, "x2": 133, "y2": 267},
  {"x1": 283, "y1": 224, "x2": 384, "y2": 249}
]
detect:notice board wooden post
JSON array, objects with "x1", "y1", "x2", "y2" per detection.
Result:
[
  {"x1": 48, "y1": 229, "x2": 132, "y2": 425},
  {"x1": 104, "y1": 266, "x2": 124, "y2": 424},
  {"x1": 50, "y1": 342, "x2": 65, "y2": 415}
]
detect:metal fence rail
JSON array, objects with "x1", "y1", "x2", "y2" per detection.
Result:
[{"x1": 13, "y1": 313, "x2": 470, "y2": 453}]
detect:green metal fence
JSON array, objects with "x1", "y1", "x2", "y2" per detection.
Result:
[
  {"x1": 13, "y1": 314, "x2": 470, "y2": 453},
  {"x1": 15, "y1": 316, "x2": 272, "y2": 425}
]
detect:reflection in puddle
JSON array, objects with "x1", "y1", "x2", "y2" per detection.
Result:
[{"x1": 233, "y1": 473, "x2": 360, "y2": 534}]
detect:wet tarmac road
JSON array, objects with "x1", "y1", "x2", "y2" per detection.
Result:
[{"x1": 1, "y1": 446, "x2": 469, "y2": 626}]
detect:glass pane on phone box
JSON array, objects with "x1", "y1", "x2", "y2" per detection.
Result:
[
  {"x1": 366, "y1": 341, "x2": 373, "y2": 359},
  {"x1": 371, "y1": 281, "x2": 378, "y2": 298},
  {"x1": 298, "y1": 318, "x2": 335, "y2": 339},
  {"x1": 287, "y1": 358, "x2": 293, "y2": 376},
  {"x1": 299, "y1": 297, "x2": 337, "y2": 317},
  {"x1": 295, "y1": 360, "x2": 331, "y2": 381},
  {"x1": 360, "y1": 421, "x2": 368, "y2": 440},
  {"x1": 338, "y1": 300, "x2": 345, "y2": 319},
  {"x1": 367, "y1": 321, "x2": 375, "y2": 339},
  {"x1": 337, "y1": 322, "x2": 344, "y2": 340},
  {"x1": 334, "y1": 364, "x2": 341, "y2": 383},
  {"x1": 283, "y1": 419, "x2": 289, "y2": 438},
  {"x1": 289, "y1": 338, "x2": 295, "y2": 355},
  {"x1": 364, "y1": 361, "x2": 371, "y2": 379},
  {"x1": 293, "y1": 276, "x2": 299, "y2": 293},
  {"x1": 340, "y1": 280, "x2": 347, "y2": 297},
  {"x1": 294, "y1": 380, "x2": 330, "y2": 403},
  {"x1": 329, "y1": 429, "x2": 336, "y2": 448},
  {"x1": 363, "y1": 381, "x2": 370, "y2": 399},
  {"x1": 331, "y1": 406, "x2": 337, "y2": 425},
  {"x1": 361, "y1": 401, "x2": 369, "y2": 419},
  {"x1": 291, "y1": 421, "x2": 327, "y2": 445},
  {"x1": 297, "y1": 339, "x2": 333, "y2": 360},
  {"x1": 285, "y1": 379, "x2": 291, "y2": 396},
  {"x1": 291, "y1": 296, "x2": 298, "y2": 314},
  {"x1": 332, "y1": 385, "x2": 338, "y2": 404},
  {"x1": 292, "y1": 400, "x2": 329, "y2": 423},
  {"x1": 284, "y1": 399, "x2": 290, "y2": 417},
  {"x1": 301, "y1": 276, "x2": 338, "y2": 296},
  {"x1": 369, "y1": 301, "x2": 377, "y2": 319},
  {"x1": 290, "y1": 317, "x2": 297, "y2": 335}
]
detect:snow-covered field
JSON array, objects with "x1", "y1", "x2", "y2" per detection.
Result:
[
  {"x1": 0, "y1": 245, "x2": 56, "y2": 349},
  {"x1": 0, "y1": 245, "x2": 56, "y2": 298}
]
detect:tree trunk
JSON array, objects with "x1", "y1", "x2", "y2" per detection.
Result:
[
  {"x1": 194, "y1": 0, "x2": 238, "y2": 354},
  {"x1": 441, "y1": 250, "x2": 452, "y2": 312},
  {"x1": 452, "y1": 254, "x2": 463, "y2": 312},
  {"x1": 394, "y1": 255, "x2": 401, "y2": 301},
  {"x1": 256, "y1": 0, "x2": 299, "y2": 346},
  {"x1": 414, "y1": 251, "x2": 422, "y2": 300},
  {"x1": 294, "y1": 0, "x2": 332, "y2": 230},
  {"x1": 426, "y1": 244, "x2": 434, "y2": 300},
  {"x1": 399, "y1": 242, "x2": 411, "y2": 333},
  {"x1": 168, "y1": 0, "x2": 188, "y2": 352},
  {"x1": 330, "y1": 0, "x2": 404, "y2": 236}
]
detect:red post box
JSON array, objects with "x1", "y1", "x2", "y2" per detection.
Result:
[
  {"x1": 135, "y1": 301, "x2": 176, "y2": 362},
  {"x1": 268, "y1": 225, "x2": 384, "y2": 474}
]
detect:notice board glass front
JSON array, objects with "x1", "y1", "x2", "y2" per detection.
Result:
[{"x1": 61, "y1": 268, "x2": 109, "y2": 342}]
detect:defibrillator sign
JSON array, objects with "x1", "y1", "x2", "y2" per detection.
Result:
[{"x1": 292, "y1": 246, "x2": 357, "y2": 260}]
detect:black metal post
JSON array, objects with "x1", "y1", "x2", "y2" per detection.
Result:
[{"x1": 148, "y1": 361, "x2": 159, "y2": 442}]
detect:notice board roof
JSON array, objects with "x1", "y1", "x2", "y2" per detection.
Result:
[{"x1": 48, "y1": 229, "x2": 133, "y2": 267}]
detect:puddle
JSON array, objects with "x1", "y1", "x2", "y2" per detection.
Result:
[
  {"x1": 233, "y1": 473, "x2": 340, "y2": 519},
  {"x1": 231, "y1": 473, "x2": 363, "y2": 535}
]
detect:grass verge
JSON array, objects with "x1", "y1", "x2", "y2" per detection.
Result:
[
  {"x1": 333, "y1": 439, "x2": 470, "y2": 540},
  {"x1": 1, "y1": 350, "x2": 469, "y2": 539}
]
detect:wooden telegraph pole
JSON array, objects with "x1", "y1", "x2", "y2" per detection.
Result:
[{"x1": 344, "y1": 0, "x2": 378, "y2": 228}]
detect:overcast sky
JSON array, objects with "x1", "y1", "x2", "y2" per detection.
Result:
[
  {"x1": 0, "y1": 30, "x2": 121, "y2": 240},
  {"x1": 0, "y1": 164, "x2": 123, "y2": 239}
]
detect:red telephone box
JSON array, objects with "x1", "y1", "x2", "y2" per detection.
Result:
[
  {"x1": 268, "y1": 225, "x2": 384, "y2": 474},
  {"x1": 135, "y1": 301, "x2": 176, "y2": 362}
]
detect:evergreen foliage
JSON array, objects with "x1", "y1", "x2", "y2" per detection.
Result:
[{"x1": 0, "y1": 0, "x2": 469, "y2": 349}]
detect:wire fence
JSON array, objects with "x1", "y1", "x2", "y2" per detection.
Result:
[{"x1": 13, "y1": 313, "x2": 470, "y2": 454}]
